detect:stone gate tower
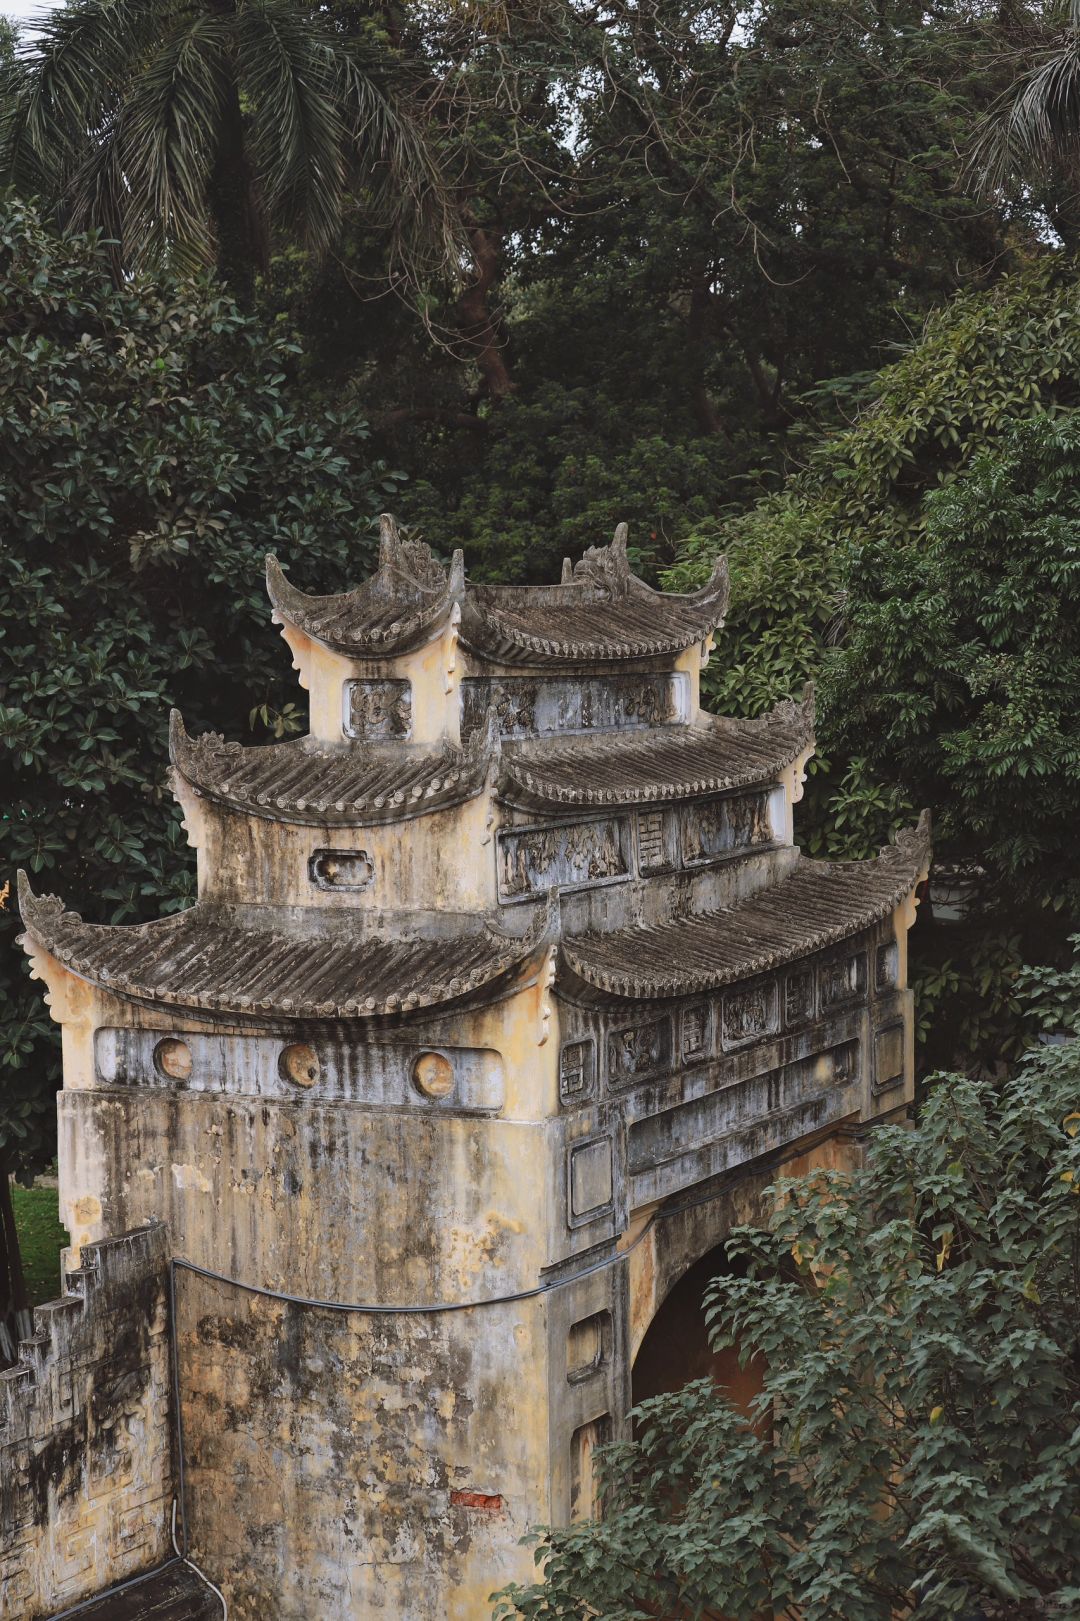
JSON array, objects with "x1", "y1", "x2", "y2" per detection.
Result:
[{"x1": 13, "y1": 521, "x2": 929, "y2": 1620}]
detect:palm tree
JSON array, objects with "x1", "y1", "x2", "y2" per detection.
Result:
[
  {"x1": 969, "y1": 0, "x2": 1080, "y2": 250},
  {"x1": 0, "y1": 0, "x2": 461, "y2": 302}
]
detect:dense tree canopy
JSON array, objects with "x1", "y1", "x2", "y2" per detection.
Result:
[{"x1": 495, "y1": 1013, "x2": 1080, "y2": 1621}]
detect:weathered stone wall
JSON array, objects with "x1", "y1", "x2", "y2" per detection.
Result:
[
  {"x1": 176, "y1": 1271, "x2": 550, "y2": 1620},
  {"x1": 0, "y1": 1223, "x2": 174, "y2": 1621}
]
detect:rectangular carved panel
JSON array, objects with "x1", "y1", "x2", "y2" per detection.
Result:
[
  {"x1": 343, "y1": 679, "x2": 412, "y2": 740},
  {"x1": 678, "y1": 791, "x2": 773, "y2": 867},
  {"x1": 874, "y1": 1023, "x2": 906, "y2": 1093},
  {"x1": 462, "y1": 674, "x2": 689, "y2": 739},
  {"x1": 722, "y1": 980, "x2": 779, "y2": 1051},
  {"x1": 681, "y1": 1004, "x2": 709, "y2": 1061},
  {"x1": 567, "y1": 1311, "x2": 611, "y2": 1383},
  {"x1": 497, "y1": 817, "x2": 631, "y2": 901},
  {"x1": 819, "y1": 951, "x2": 868, "y2": 1012},
  {"x1": 876, "y1": 941, "x2": 899, "y2": 989},
  {"x1": 607, "y1": 1015, "x2": 673, "y2": 1087},
  {"x1": 559, "y1": 1039, "x2": 595, "y2": 1104},
  {"x1": 636, "y1": 809, "x2": 674, "y2": 874},
  {"x1": 784, "y1": 968, "x2": 815, "y2": 1027},
  {"x1": 569, "y1": 1138, "x2": 614, "y2": 1221}
]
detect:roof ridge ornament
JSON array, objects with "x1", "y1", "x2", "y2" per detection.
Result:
[
  {"x1": 264, "y1": 521, "x2": 457, "y2": 658},
  {"x1": 572, "y1": 521, "x2": 632, "y2": 596},
  {"x1": 16, "y1": 868, "x2": 74, "y2": 940},
  {"x1": 885, "y1": 807, "x2": 933, "y2": 869},
  {"x1": 376, "y1": 513, "x2": 448, "y2": 597}
]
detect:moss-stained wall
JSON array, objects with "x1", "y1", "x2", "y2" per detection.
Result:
[{"x1": 0, "y1": 1225, "x2": 174, "y2": 1620}]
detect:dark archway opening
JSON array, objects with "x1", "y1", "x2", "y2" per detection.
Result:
[{"x1": 631, "y1": 1241, "x2": 763, "y2": 1420}]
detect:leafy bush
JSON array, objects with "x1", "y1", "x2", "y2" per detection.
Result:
[
  {"x1": 670, "y1": 261, "x2": 1080, "y2": 749},
  {"x1": 495, "y1": 1021, "x2": 1080, "y2": 1620},
  {"x1": 827, "y1": 412, "x2": 1080, "y2": 912},
  {"x1": 0, "y1": 196, "x2": 397, "y2": 1180}
]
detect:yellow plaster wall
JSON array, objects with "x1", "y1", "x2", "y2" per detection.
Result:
[{"x1": 183, "y1": 790, "x2": 500, "y2": 912}]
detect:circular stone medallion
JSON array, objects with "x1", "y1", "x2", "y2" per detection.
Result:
[
  {"x1": 412, "y1": 1050, "x2": 454, "y2": 1100},
  {"x1": 279, "y1": 1043, "x2": 321, "y2": 1089},
  {"x1": 154, "y1": 1037, "x2": 193, "y2": 1082}
]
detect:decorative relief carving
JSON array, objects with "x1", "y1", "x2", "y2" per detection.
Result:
[
  {"x1": 497, "y1": 817, "x2": 630, "y2": 902},
  {"x1": 722, "y1": 980, "x2": 779, "y2": 1050},
  {"x1": 876, "y1": 941, "x2": 899, "y2": 989},
  {"x1": 819, "y1": 951, "x2": 868, "y2": 1012},
  {"x1": 681, "y1": 1004, "x2": 708, "y2": 1060},
  {"x1": 462, "y1": 674, "x2": 688, "y2": 740},
  {"x1": 636, "y1": 809, "x2": 671, "y2": 874},
  {"x1": 607, "y1": 1016, "x2": 672, "y2": 1087},
  {"x1": 538, "y1": 945, "x2": 557, "y2": 1047},
  {"x1": 784, "y1": 968, "x2": 815, "y2": 1027},
  {"x1": 309, "y1": 849, "x2": 375, "y2": 890},
  {"x1": 559, "y1": 1039, "x2": 595, "y2": 1103},
  {"x1": 679, "y1": 791, "x2": 772, "y2": 867},
  {"x1": 343, "y1": 679, "x2": 412, "y2": 740}
]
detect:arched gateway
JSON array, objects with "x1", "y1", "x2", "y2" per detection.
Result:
[{"x1": 5, "y1": 521, "x2": 928, "y2": 1620}]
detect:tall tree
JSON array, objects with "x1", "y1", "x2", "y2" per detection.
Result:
[
  {"x1": 0, "y1": 0, "x2": 460, "y2": 302},
  {"x1": 969, "y1": 0, "x2": 1080, "y2": 248}
]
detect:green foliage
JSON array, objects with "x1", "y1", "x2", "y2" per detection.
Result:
[
  {"x1": 0, "y1": 0, "x2": 457, "y2": 298},
  {"x1": 11, "y1": 1185, "x2": 67, "y2": 1308},
  {"x1": 254, "y1": 0, "x2": 1021, "y2": 582},
  {"x1": 495, "y1": 1028, "x2": 1080, "y2": 1620},
  {"x1": 828, "y1": 411, "x2": 1080, "y2": 914},
  {"x1": 664, "y1": 265, "x2": 1080, "y2": 1063},
  {"x1": 670, "y1": 261, "x2": 1080, "y2": 736},
  {"x1": 0, "y1": 195, "x2": 394, "y2": 1178}
]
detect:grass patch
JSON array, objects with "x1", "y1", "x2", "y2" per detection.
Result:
[{"x1": 11, "y1": 1184, "x2": 68, "y2": 1307}]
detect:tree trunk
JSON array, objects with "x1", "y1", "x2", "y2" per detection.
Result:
[
  {"x1": 457, "y1": 211, "x2": 514, "y2": 403},
  {"x1": 208, "y1": 79, "x2": 267, "y2": 307},
  {"x1": 687, "y1": 275, "x2": 729, "y2": 438},
  {"x1": 0, "y1": 1151, "x2": 31, "y2": 1370}
]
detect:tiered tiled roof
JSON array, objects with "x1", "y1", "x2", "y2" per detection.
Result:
[
  {"x1": 458, "y1": 532, "x2": 729, "y2": 664},
  {"x1": 170, "y1": 709, "x2": 498, "y2": 825},
  {"x1": 170, "y1": 694, "x2": 808, "y2": 825},
  {"x1": 561, "y1": 814, "x2": 931, "y2": 1000},
  {"x1": 268, "y1": 520, "x2": 729, "y2": 667},
  {"x1": 498, "y1": 692, "x2": 813, "y2": 811},
  {"x1": 17, "y1": 874, "x2": 554, "y2": 1020},
  {"x1": 266, "y1": 516, "x2": 463, "y2": 658}
]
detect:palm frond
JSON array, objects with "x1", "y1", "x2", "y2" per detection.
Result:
[
  {"x1": 106, "y1": 10, "x2": 232, "y2": 273},
  {"x1": 335, "y1": 47, "x2": 465, "y2": 285},
  {"x1": 237, "y1": 0, "x2": 348, "y2": 256},
  {"x1": 970, "y1": 37, "x2": 1080, "y2": 194},
  {"x1": 11, "y1": 0, "x2": 162, "y2": 181}
]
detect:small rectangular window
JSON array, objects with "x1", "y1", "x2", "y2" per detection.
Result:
[
  {"x1": 570, "y1": 1416, "x2": 611, "y2": 1520},
  {"x1": 567, "y1": 1310, "x2": 611, "y2": 1384}
]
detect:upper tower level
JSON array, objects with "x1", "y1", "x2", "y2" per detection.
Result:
[
  {"x1": 265, "y1": 517, "x2": 729, "y2": 746},
  {"x1": 159, "y1": 521, "x2": 809, "y2": 924}
]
